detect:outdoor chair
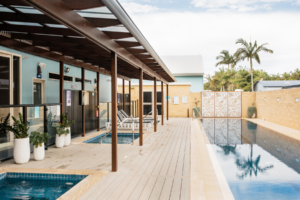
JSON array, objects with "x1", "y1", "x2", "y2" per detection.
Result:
[{"x1": 105, "y1": 111, "x2": 153, "y2": 131}]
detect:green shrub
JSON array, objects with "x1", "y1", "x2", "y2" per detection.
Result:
[
  {"x1": 3, "y1": 113, "x2": 30, "y2": 138},
  {"x1": 0, "y1": 113, "x2": 10, "y2": 138},
  {"x1": 30, "y1": 131, "x2": 51, "y2": 148},
  {"x1": 247, "y1": 103, "x2": 257, "y2": 118}
]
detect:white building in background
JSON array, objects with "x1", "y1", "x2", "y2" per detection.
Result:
[{"x1": 161, "y1": 55, "x2": 204, "y2": 92}]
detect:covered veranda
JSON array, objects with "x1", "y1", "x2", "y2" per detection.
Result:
[{"x1": 0, "y1": 0, "x2": 175, "y2": 171}]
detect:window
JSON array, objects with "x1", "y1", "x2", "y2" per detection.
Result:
[
  {"x1": 143, "y1": 92, "x2": 152, "y2": 103},
  {"x1": 157, "y1": 92, "x2": 162, "y2": 103},
  {"x1": 75, "y1": 77, "x2": 92, "y2": 84},
  {"x1": 49, "y1": 73, "x2": 73, "y2": 82},
  {"x1": 157, "y1": 105, "x2": 162, "y2": 115},
  {"x1": 143, "y1": 105, "x2": 152, "y2": 115},
  {"x1": 13, "y1": 56, "x2": 20, "y2": 104}
]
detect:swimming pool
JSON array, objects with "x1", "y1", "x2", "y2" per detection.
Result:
[
  {"x1": 201, "y1": 119, "x2": 300, "y2": 200},
  {"x1": 0, "y1": 172, "x2": 86, "y2": 200},
  {"x1": 84, "y1": 133, "x2": 140, "y2": 144}
]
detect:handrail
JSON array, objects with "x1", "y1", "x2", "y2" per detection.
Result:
[
  {"x1": 192, "y1": 107, "x2": 202, "y2": 118},
  {"x1": 100, "y1": 123, "x2": 121, "y2": 144},
  {"x1": 130, "y1": 116, "x2": 134, "y2": 145},
  {"x1": 0, "y1": 103, "x2": 61, "y2": 108}
]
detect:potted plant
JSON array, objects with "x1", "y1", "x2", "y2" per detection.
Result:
[
  {"x1": 55, "y1": 124, "x2": 66, "y2": 148},
  {"x1": 61, "y1": 112, "x2": 75, "y2": 147},
  {"x1": 247, "y1": 103, "x2": 257, "y2": 118},
  {"x1": 3, "y1": 113, "x2": 30, "y2": 164},
  {"x1": 29, "y1": 131, "x2": 51, "y2": 161}
]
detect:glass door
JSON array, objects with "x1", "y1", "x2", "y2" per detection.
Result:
[
  {"x1": 0, "y1": 52, "x2": 21, "y2": 160},
  {"x1": 0, "y1": 53, "x2": 12, "y2": 105},
  {"x1": 0, "y1": 53, "x2": 13, "y2": 158}
]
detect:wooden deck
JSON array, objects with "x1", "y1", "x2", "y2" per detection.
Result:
[{"x1": 0, "y1": 118, "x2": 191, "y2": 200}]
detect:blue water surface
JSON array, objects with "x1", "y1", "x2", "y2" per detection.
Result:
[
  {"x1": 201, "y1": 119, "x2": 300, "y2": 200},
  {"x1": 0, "y1": 176, "x2": 82, "y2": 200},
  {"x1": 84, "y1": 133, "x2": 140, "y2": 144}
]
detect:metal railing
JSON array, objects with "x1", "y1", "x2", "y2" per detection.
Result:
[
  {"x1": 0, "y1": 103, "x2": 61, "y2": 161},
  {"x1": 192, "y1": 107, "x2": 202, "y2": 118}
]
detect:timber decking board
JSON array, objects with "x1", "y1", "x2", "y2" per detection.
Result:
[{"x1": 0, "y1": 118, "x2": 192, "y2": 200}]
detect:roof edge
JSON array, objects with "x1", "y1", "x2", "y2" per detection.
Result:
[
  {"x1": 101, "y1": 0, "x2": 176, "y2": 82},
  {"x1": 174, "y1": 73, "x2": 204, "y2": 76}
]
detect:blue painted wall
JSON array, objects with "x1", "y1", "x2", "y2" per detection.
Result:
[
  {"x1": 174, "y1": 76, "x2": 203, "y2": 92},
  {"x1": 0, "y1": 45, "x2": 106, "y2": 104}
]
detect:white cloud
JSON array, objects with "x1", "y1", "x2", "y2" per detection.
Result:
[
  {"x1": 190, "y1": 0, "x2": 292, "y2": 11},
  {"x1": 123, "y1": 10, "x2": 300, "y2": 76},
  {"x1": 120, "y1": 2, "x2": 159, "y2": 14}
]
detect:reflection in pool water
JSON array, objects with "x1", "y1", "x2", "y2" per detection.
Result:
[{"x1": 201, "y1": 119, "x2": 300, "y2": 200}]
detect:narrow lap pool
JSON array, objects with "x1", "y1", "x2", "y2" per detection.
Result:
[
  {"x1": 201, "y1": 119, "x2": 300, "y2": 200},
  {"x1": 84, "y1": 133, "x2": 140, "y2": 144},
  {"x1": 0, "y1": 172, "x2": 86, "y2": 200}
]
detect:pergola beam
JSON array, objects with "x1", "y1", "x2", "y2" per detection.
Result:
[
  {"x1": 24, "y1": 0, "x2": 169, "y2": 83},
  {"x1": 61, "y1": 0, "x2": 105, "y2": 10},
  {"x1": 0, "y1": 12, "x2": 121, "y2": 28}
]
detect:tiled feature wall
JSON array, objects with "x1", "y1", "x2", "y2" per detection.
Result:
[
  {"x1": 1, "y1": 172, "x2": 87, "y2": 181},
  {"x1": 256, "y1": 88, "x2": 300, "y2": 131}
]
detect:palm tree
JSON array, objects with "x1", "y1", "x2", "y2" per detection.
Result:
[
  {"x1": 216, "y1": 50, "x2": 236, "y2": 69},
  {"x1": 234, "y1": 38, "x2": 273, "y2": 92},
  {"x1": 235, "y1": 145, "x2": 273, "y2": 179}
]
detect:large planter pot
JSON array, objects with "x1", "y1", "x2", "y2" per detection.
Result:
[
  {"x1": 55, "y1": 134, "x2": 65, "y2": 148},
  {"x1": 64, "y1": 127, "x2": 71, "y2": 147},
  {"x1": 34, "y1": 143, "x2": 45, "y2": 161},
  {"x1": 14, "y1": 137, "x2": 30, "y2": 164}
]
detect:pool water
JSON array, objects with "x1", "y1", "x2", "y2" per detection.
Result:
[
  {"x1": 84, "y1": 133, "x2": 140, "y2": 144},
  {"x1": 201, "y1": 119, "x2": 300, "y2": 200},
  {"x1": 0, "y1": 173, "x2": 86, "y2": 200}
]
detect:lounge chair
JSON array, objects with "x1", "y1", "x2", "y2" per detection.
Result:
[
  {"x1": 119, "y1": 110, "x2": 157, "y2": 122},
  {"x1": 105, "y1": 111, "x2": 153, "y2": 131}
]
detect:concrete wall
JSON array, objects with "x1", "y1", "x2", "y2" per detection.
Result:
[{"x1": 255, "y1": 88, "x2": 300, "y2": 131}]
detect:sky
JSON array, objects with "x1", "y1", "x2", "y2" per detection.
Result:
[{"x1": 118, "y1": 0, "x2": 300, "y2": 77}]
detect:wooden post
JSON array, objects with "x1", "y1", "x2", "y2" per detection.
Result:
[
  {"x1": 187, "y1": 109, "x2": 189, "y2": 118},
  {"x1": 60, "y1": 61, "x2": 64, "y2": 123},
  {"x1": 81, "y1": 68, "x2": 85, "y2": 137},
  {"x1": 139, "y1": 68, "x2": 143, "y2": 146},
  {"x1": 111, "y1": 52, "x2": 118, "y2": 172},
  {"x1": 129, "y1": 81, "x2": 131, "y2": 116},
  {"x1": 161, "y1": 81, "x2": 164, "y2": 125},
  {"x1": 122, "y1": 79, "x2": 125, "y2": 111},
  {"x1": 154, "y1": 77, "x2": 157, "y2": 132},
  {"x1": 167, "y1": 84, "x2": 169, "y2": 120},
  {"x1": 97, "y1": 72, "x2": 100, "y2": 131}
]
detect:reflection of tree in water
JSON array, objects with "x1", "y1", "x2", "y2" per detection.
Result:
[
  {"x1": 236, "y1": 145, "x2": 273, "y2": 179},
  {"x1": 217, "y1": 144, "x2": 237, "y2": 155}
]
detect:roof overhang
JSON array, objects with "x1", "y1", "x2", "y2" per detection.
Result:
[
  {"x1": 0, "y1": 0, "x2": 175, "y2": 83},
  {"x1": 173, "y1": 73, "x2": 204, "y2": 76}
]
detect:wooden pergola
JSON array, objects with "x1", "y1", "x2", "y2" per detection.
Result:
[{"x1": 0, "y1": 0, "x2": 175, "y2": 171}]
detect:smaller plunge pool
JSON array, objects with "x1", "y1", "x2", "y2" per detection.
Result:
[
  {"x1": 0, "y1": 172, "x2": 87, "y2": 200},
  {"x1": 84, "y1": 133, "x2": 141, "y2": 144}
]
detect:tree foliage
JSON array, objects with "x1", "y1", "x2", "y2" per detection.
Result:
[{"x1": 204, "y1": 67, "x2": 300, "y2": 91}]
